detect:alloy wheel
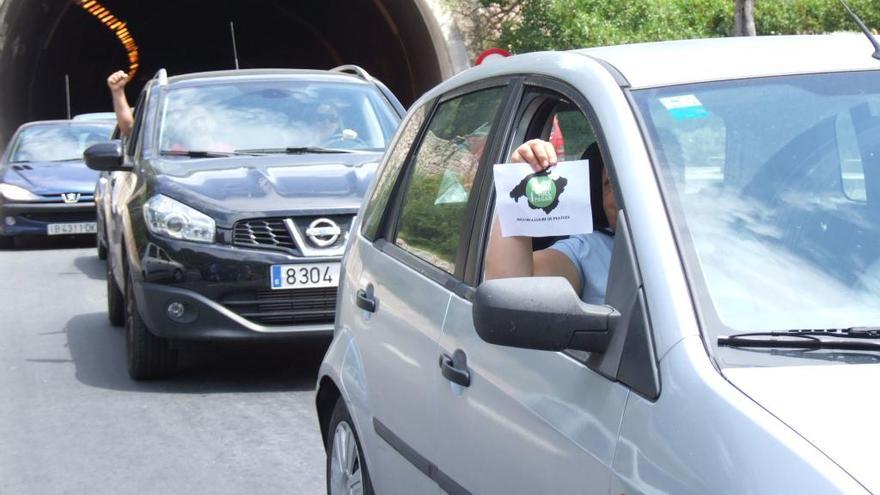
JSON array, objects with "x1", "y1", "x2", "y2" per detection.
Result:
[{"x1": 329, "y1": 421, "x2": 363, "y2": 495}]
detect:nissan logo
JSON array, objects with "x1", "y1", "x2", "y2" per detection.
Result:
[
  {"x1": 61, "y1": 193, "x2": 80, "y2": 203},
  {"x1": 305, "y1": 218, "x2": 342, "y2": 247}
]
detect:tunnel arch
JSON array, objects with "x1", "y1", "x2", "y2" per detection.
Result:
[{"x1": 0, "y1": 0, "x2": 469, "y2": 146}]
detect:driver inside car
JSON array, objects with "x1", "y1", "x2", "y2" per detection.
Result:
[
  {"x1": 312, "y1": 103, "x2": 344, "y2": 144},
  {"x1": 484, "y1": 138, "x2": 618, "y2": 305}
]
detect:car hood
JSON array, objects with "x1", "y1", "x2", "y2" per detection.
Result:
[
  {"x1": 152, "y1": 153, "x2": 381, "y2": 227},
  {"x1": 724, "y1": 363, "x2": 880, "y2": 491},
  {"x1": 2, "y1": 161, "x2": 99, "y2": 194}
]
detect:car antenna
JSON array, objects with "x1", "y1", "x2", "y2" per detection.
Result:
[
  {"x1": 229, "y1": 21, "x2": 240, "y2": 70},
  {"x1": 839, "y1": 0, "x2": 880, "y2": 60}
]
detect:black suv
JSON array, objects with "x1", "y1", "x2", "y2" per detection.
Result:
[{"x1": 86, "y1": 67, "x2": 403, "y2": 379}]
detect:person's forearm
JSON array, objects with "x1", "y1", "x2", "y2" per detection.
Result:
[
  {"x1": 484, "y1": 216, "x2": 535, "y2": 280},
  {"x1": 111, "y1": 90, "x2": 134, "y2": 137}
]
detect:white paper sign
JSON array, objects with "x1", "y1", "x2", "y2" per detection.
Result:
[{"x1": 493, "y1": 160, "x2": 592, "y2": 237}]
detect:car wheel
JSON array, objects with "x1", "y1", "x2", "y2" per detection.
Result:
[
  {"x1": 97, "y1": 240, "x2": 107, "y2": 260},
  {"x1": 327, "y1": 398, "x2": 374, "y2": 495},
  {"x1": 107, "y1": 255, "x2": 124, "y2": 326},
  {"x1": 0, "y1": 236, "x2": 12, "y2": 249},
  {"x1": 125, "y1": 267, "x2": 178, "y2": 380}
]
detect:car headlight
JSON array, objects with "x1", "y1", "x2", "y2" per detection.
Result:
[
  {"x1": 143, "y1": 194, "x2": 215, "y2": 243},
  {"x1": 0, "y1": 183, "x2": 40, "y2": 201}
]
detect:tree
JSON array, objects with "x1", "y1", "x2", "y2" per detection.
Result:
[{"x1": 734, "y1": 0, "x2": 756, "y2": 36}]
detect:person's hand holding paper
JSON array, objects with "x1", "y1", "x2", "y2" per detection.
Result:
[{"x1": 493, "y1": 139, "x2": 592, "y2": 238}]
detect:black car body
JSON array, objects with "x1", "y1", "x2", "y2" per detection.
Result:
[
  {"x1": 0, "y1": 120, "x2": 114, "y2": 246},
  {"x1": 89, "y1": 67, "x2": 403, "y2": 379}
]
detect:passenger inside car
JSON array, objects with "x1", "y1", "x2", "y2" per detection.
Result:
[{"x1": 484, "y1": 138, "x2": 618, "y2": 305}]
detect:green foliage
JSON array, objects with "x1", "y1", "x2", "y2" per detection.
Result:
[
  {"x1": 470, "y1": 0, "x2": 880, "y2": 53},
  {"x1": 755, "y1": 0, "x2": 880, "y2": 35}
]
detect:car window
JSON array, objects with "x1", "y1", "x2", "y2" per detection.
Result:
[
  {"x1": 483, "y1": 92, "x2": 612, "y2": 300},
  {"x1": 9, "y1": 124, "x2": 114, "y2": 162},
  {"x1": 633, "y1": 71, "x2": 880, "y2": 338},
  {"x1": 360, "y1": 102, "x2": 430, "y2": 240},
  {"x1": 550, "y1": 103, "x2": 595, "y2": 162},
  {"x1": 157, "y1": 81, "x2": 398, "y2": 154},
  {"x1": 127, "y1": 88, "x2": 149, "y2": 157},
  {"x1": 394, "y1": 86, "x2": 506, "y2": 273}
]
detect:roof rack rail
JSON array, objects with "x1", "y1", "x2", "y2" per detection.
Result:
[
  {"x1": 330, "y1": 65, "x2": 373, "y2": 81},
  {"x1": 154, "y1": 68, "x2": 168, "y2": 86}
]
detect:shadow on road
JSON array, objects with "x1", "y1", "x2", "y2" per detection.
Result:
[
  {"x1": 73, "y1": 254, "x2": 105, "y2": 280},
  {"x1": 3, "y1": 234, "x2": 96, "y2": 251},
  {"x1": 65, "y1": 312, "x2": 328, "y2": 394}
]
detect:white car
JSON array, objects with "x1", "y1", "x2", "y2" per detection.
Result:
[{"x1": 316, "y1": 34, "x2": 880, "y2": 494}]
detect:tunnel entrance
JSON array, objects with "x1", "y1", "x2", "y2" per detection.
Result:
[{"x1": 0, "y1": 0, "x2": 468, "y2": 145}]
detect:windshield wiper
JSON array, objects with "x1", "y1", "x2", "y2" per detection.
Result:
[
  {"x1": 160, "y1": 150, "x2": 254, "y2": 158},
  {"x1": 719, "y1": 328, "x2": 880, "y2": 351},
  {"x1": 236, "y1": 146, "x2": 354, "y2": 154}
]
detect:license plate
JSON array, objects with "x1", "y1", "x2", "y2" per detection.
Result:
[
  {"x1": 47, "y1": 222, "x2": 97, "y2": 235},
  {"x1": 270, "y1": 262, "x2": 340, "y2": 290}
]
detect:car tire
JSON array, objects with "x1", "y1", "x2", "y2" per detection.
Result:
[
  {"x1": 97, "y1": 240, "x2": 107, "y2": 260},
  {"x1": 0, "y1": 236, "x2": 12, "y2": 249},
  {"x1": 125, "y1": 268, "x2": 178, "y2": 380},
  {"x1": 107, "y1": 255, "x2": 125, "y2": 327},
  {"x1": 326, "y1": 398, "x2": 375, "y2": 495}
]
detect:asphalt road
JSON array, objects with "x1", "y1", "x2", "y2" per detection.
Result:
[{"x1": 0, "y1": 236, "x2": 327, "y2": 494}]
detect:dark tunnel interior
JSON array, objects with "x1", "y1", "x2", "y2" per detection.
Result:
[{"x1": 0, "y1": 0, "x2": 451, "y2": 146}]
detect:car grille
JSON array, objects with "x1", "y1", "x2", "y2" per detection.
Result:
[
  {"x1": 232, "y1": 215, "x2": 353, "y2": 254},
  {"x1": 220, "y1": 287, "x2": 337, "y2": 326},
  {"x1": 232, "y1": 218, "x2": 297, "y2": 251},
  {"x1": 21, "y1": 211, "x2": 97, "y2": 223}
]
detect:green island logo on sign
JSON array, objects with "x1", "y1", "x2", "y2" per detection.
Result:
[
  {"x1": 525, "y1": 175, "x2": 557, "y2": 208},
  {"x1": 509, "y1": 170, "x2": 568, "y2": 214}
]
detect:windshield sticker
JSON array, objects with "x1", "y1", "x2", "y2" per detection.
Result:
[
  {"x1": 493, "y1": 160, "x2": 592, "y2": 237},
  {"x1": 660, "y1": 94, "x2": 709, "y2": 120}
]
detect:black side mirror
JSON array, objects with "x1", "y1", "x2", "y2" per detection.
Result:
[
  {"x1": 472, "y1": 277, "x2": 617, "y2": 353},
  {"x1": 83, "y1": 140, "x2": 127, "y2": 171}
]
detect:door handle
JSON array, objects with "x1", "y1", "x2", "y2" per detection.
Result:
[
  {"x1": 439, "y1": 349, "x2": 470, "y2": 387},
  {"x1": 356, "y1": 284, "x2": 376, "y2": 313}
]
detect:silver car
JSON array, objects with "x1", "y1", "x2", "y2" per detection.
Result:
[{"x1": 316, "y1": 34, "x2": 880, "y2": 494}]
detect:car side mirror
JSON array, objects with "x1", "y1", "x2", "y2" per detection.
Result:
[
  {"x1": 84, "y1": 140, "x2": 128, "y2": 171},
  {"x1": 472, "y1": 277, "x2": 617, "y2": 353}
]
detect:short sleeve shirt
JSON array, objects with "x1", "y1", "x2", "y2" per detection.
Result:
[{"x1": 548, "y1": 232, "x2": 614, "y2": 305}]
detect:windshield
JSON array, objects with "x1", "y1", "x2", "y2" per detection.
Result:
[
  {"x1": 157, "y1": 79, "x2": 399, "y2": 155},
  {"x1": 633, "y1": 71, "x2": 880, "y2": 339},
  {"x1": 9, "y1": 123, "x2": 113, "y2": 162}
]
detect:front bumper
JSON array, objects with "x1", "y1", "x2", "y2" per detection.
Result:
[
  {"x1": 0, "y1": 201, "x2": 96, "y2": 236},
  {"x1": 131, "y1": 236, "x2": 339, "y2": 342}
]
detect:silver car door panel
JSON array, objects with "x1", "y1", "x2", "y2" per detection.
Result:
[
  {"x1": 349, "y1": 235, "x2": 446, "y2": 494},
  {"x1": 611, "y1": 336, "x2": 865, "y2": 494},
  {"x1": 435, "y1": 294, "x2": 629, "y2": 494}
]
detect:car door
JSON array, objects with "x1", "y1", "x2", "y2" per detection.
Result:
[
  {"x1": 351, "y1": 83, "x2": 511, "y2": 494},
  {"x1": 433, "y1": 81, "x2": 657, "y2": 494}
]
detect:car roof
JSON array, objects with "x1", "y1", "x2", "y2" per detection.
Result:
[
  {"x1": 16, "y1": 120, "x2": 115, "y2": 130},
  {"x1": 165, "y1": 68, "x2": 371, "y2": 87},
  {"x1": 579, "y1": 33, "x2": 880, "y2": 89},
  {"x1": 421, "y1": 34, "x2": 880, "y2": 104}
]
